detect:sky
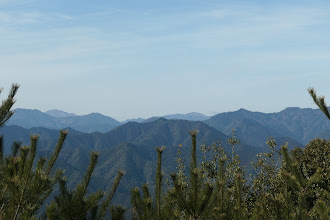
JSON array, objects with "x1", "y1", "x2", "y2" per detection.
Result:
[{"x1": 1, "y1": 0, "x2": 330, "y2": 121}]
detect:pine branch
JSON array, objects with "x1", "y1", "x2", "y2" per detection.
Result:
[
  {"x1": 0, "y1": 136, "x2": 3, "y2": 168},
  {"x1": 110, "y1": 205, "x2": 126, "y2": 220},
  {"x1": 171, "y1": 173, "x2": 191, "y2": 212},
  {"x1": 77, "y1": 151, "x2": 99, "y2": 197},
  {"x1": 18, "y1": 146, "x2": 29, "y2": 179},
  {"x1": 189, "y1": 130, "x2": 199, "y2": 216},
  {"x1": 141, "y1": 183, "x2": 153, "y2": 218},
  {"x1": 234, "y1": 174, "x2": 244, "y2": 220},
  {"x1": 45, "y1": 130, "x2": 68, "y2": 175},
  {"x1": 11, "y1": 141, "x2": 21, "y2": 157},
  {"x1": 216, "y1": 157, "x2": 227, "y2": 216},
  {"x1": 155, "y1": 146, "x2": 165, "y2": 220},
  {"x1": 189, "y1": 130, "x2": 199, "y2": 171},
  {"x1": 131, "y1": 187, "x2": 143, "y2": 219},
  {"x1": 308, "y1": 87, "x2": 330, "y2": 119},
  {"x1": 23, "y1": 135, "x2": 38, "y2": 180},
  {"x1": 98, "y1": 170, "x2": 125, "y2": 220},
  {"x1": 0, "y1": 84, "x2": 19, "y2": 127}
]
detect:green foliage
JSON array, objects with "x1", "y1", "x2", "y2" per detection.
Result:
[
  {"x1": 46, "y1": 152, "x2": 125, "y2": 220},
  {"x1": 175, "y1": 144, "x2": 187, "y2": 187},
  {"x1": 249, "y1": 138, "x2": 281, "y2": 219},
  {"x1": 0, "y1": 83, "x2": 19, "y2": 127},
  {"x1": 171, "y1": 130, "x2": 214, "y2": 220},
  {"x1": 130, "y1": 127, "x2": 328, "y2": 220},
  {"x1": 281, "y1": 139, "x2": 329, "y2": 219},
  {"x1": 0, "y1": 130, "x2": 67, "y2": 220},
  {"x1": 0, "y1": 83, "x2": 126, "y2": 219},
  {"x1": 168, "y1": 131, "x2": 328, "y2": 219},
  {"x1": 1, "y1": 83, "x2": 328, "y2": 219},
  {"x1": 200, "y1": 129, "x2": 247, "y2": 219},
  {"x1": 110, "y1": 205, "x2": 126, "y2": 220},
  {"x1": 308, "y1": 87, "x2": 330, "y2": 119},
  {"x1": 97, "y1": 170, "x2": 126, "y2": 220},
  {"x1": 131, "y1": 146, "x2": 175, "y2": 220},
  {"x1": 291, "y1": 138, "x2": 329, "y2": 190}
]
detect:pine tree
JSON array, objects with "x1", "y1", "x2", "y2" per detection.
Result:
[
  {"x1": 171, "y1": 131, "x2": 213, "y2": 220},
  {"x1": 249, "y1": 138, "x2": 281, "y2": 219},
  {"x1": 1, "y1": 84, "x2": 126, "y2": 219},
  {"x1": 288, "y1": 139, "x2": 330, "y2": 219},
  {"x1": 279, "y1": 143, "x2": 329, "y2": 219},
  {"x1": 208, "y1": 130, "x2": 247, "y2": 220},
  {"x1": 0, "y1": 130, "x2": 67, "y2": 219},
  {"x1": 46, "y1": 152, "x2": 125, "y2": 220},
  {"x1": 131, "y1": 146, "x2": 174, "y2": 220},
  {"x1": 0, "y1": 83, "x2": 68, "y2": 219}
]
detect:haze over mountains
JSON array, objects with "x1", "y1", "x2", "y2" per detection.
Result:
[
  {"x1": 0, "y1": 118, "x2": 256, "y2": 206},
  {"x1": 7, "y1": 107, "x2": 330, "y2": 145},
  {"x1": 45, "y1": 109, "x2": 77, "y2": 118},
  {"x1": 205, "y1": 107, "x2": 330, "y2": 145},
  {"x1": 7, "y1": 108, "x2": 121, "y2": 133},
  {"x1": 1, "y1": 106, "x2": 329, "y2": 207},
  {"x1": 0, "y1": 117, "x2": 302, "y2": 206}
]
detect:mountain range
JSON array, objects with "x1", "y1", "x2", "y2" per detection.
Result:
[
  {"x1": 7, "y1": 107, "x2": 330, "y2": 146},
  {"x1": 204, "y1": 107, "x2": 330, "y2": 145},
  {"x1": 2, "y1": 107, "x2": 329, "y2": 207},
  {"x1": 7, "y1": 109, "x2": 211, "y2": 132},
  {"x1": 0, "y1": 118, "x2": 261, "y2": 207},
  {"x1": 7, "y1": 108, "x2": 121, "y2": 133}
]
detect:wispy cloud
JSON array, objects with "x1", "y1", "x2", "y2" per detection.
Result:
[
  {"x1": 0, "y1": 0, "x2": 36, "y2": 6},
  {"x1": 1, "y1": 2, "x2": 329, "y2": 66},
  {"x1": 1, "y1": 1, "x2": 330, "y2": 118},
  {"x1": 0, "y1": 10, "x2": 72, "y2": 25}
]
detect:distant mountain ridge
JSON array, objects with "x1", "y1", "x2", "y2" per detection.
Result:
[
  {"x1": 7, "y1": 107, "x2": 330, "y2": 145},
  {"x1": 45, "y1": 109, "x2": 76, "y2": 118},
  {"x1": 0, "y1": 119, "x2": 264, "y2": 207},
  {"x1": 7, "y1": 108, "x2": 121, "y2": 133},
  {"x1": 1, "y1": 106, "x2": 327, "y2": 209},
  {"x1": 205, "y1": 107, "x2": 330, "y2": 145},
  {"x1": 8, "y1": 109, "x2": 212, "y2": 133},
  {"x1": 141, "y1": 112, "x2": 210, "y2": 123},
  {"x1": 0, "y1": 116, "x2": 306, "y2": 207}
]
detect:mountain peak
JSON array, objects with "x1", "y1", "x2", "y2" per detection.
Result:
[
  {"x1": 282, "y1": 107, "x2": 302, "y2": 111},
  {"x1": 45, "y1": 109, "x2": 76, "y2": 118},
  {"x1": 163, "y1": 112, "x2": 210, "y2": 121},
  {"x1": 155, "y1": 117, "x2": 168, "y2": 122},
  {"x1": 87, "y1": 112, "x2": 103, "y2": 117}
]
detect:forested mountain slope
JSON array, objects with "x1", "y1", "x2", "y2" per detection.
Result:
[
  {"x1": 7, "y1": 108, "x2": 121, "y2": 133},
  {"x1": 2, "y1": 118, "x2": 300, "y2": 207},
  {"x1": 205, "y1": 107, "x2": 330, "y2": 145}
]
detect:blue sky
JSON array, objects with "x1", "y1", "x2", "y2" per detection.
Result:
[{"x1": 1, "y1": 0, "x2": 330, "y2": 121}]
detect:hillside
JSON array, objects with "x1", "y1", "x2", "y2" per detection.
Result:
[
  {"x1": 7, "y1": 108, "x2": 121, "y2": 133},
  {"x1": 8, "y1": 108, "x2": 329, "y2": 146},
  {"x1": 205, "y1": 107, "x2": 330, "y2": 145},
  {"x1": 0, "y1": 118, "x2": 271, "y2": 207}
]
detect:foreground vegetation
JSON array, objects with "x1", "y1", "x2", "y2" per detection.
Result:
[{"x1": 0, "y1": 84, "x2": 329, "y2": 219}]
